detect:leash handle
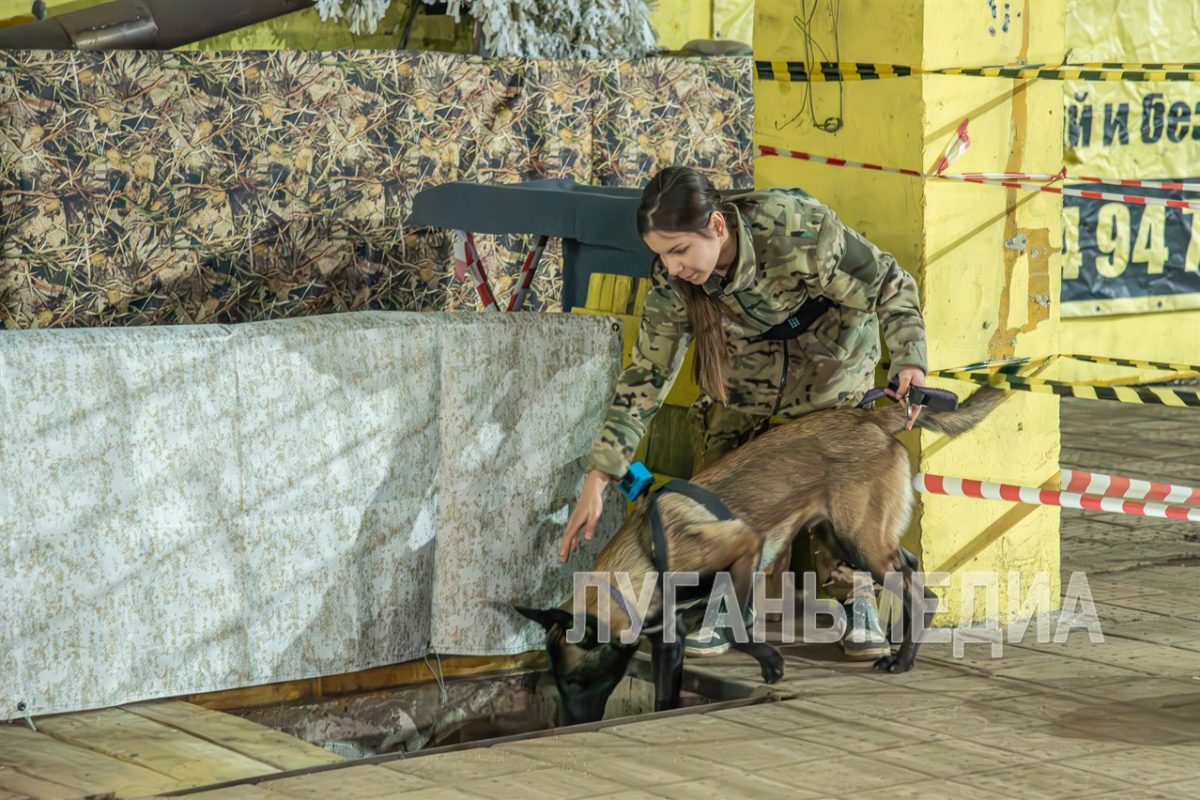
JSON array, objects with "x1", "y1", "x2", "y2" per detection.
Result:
[
  {"x1": 860, "y1": 382, "x2": 959, "y2": 412},
  {"x1": 907, "y1": 384, "x2": 959, "y2": 411}
]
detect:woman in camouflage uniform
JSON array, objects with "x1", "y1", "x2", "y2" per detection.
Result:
[{"x1": 560, "y1": 166, "x2": 929, "y2": 659}]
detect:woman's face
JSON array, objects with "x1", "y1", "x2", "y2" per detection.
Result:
[{"x1": 643, "y1": 213, "x2": 725, "y2": 285}]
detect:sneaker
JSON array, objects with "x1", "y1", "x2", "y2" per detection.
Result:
[
  {"x1": 683, "y1": 604, "x2": 755, "y2": 658},
  {"x1": 683, "y1": 625, "x2": 731, "y2": 657},
  {"x1": 840, "y1": 595, "x2": 891, "y2": 661}
]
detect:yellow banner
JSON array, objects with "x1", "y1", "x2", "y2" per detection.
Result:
[{"x1": 1061, "y1": 0, "x2": 1200, "y2": 319}]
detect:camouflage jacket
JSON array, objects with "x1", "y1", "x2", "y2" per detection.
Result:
[{"x1": 586, "y1": 188, "x2": 928, "y2": 480}]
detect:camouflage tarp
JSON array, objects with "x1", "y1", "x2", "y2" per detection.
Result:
[
  {"x1": 0, "y1": 311, "x2": 624, "y2": 716},
  {"x1": 0, "y1": 50, "x2": 753, "y2": 328}
]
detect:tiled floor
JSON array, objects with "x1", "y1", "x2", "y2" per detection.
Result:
[{"x1": 159, "y1": 398, "x2": 1200, "y2": 798}]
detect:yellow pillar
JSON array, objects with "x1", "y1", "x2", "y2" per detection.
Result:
[
  {"x1": 755, "y1": 0, "x2": 1065, "y2": 625},
  {"x1": 649, "y1": 0, "x2": 713, "y2": 50}
]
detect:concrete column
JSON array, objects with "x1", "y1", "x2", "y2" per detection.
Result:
[{"x1": 755, "y1": 0, "x2": 1065, "y2": 625}]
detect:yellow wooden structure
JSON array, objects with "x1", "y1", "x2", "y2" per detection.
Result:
[{"x1": 590, "y1": 0, "x2": 1069, "y2": 626}]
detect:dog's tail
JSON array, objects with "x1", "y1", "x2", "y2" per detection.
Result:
[{"x1": 870, "y1": 386, "x2": 1006, "y2": 437}]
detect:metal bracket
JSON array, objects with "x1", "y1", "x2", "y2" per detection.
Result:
[
  {"x1": 60, "y1": 0, "x2": 158, "y2": 50},
  {"x1": 1004, "y1": 233, "x2": 1029, "y2": 251}
]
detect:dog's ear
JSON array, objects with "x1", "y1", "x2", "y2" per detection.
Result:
[{"x1": 513, "y1": 605, "x2": 573, "y2": 631}]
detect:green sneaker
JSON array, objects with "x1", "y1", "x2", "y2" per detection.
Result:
[
  {"x1": 683, "y1": 604, "x2": 755, "y2": 657},
  {"x1": 684, "y1": 624, "x2": 731, "y2": 657}
]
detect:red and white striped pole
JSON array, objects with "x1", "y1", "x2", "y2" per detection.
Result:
[
  {"x1": 914, "y1": 472, "x2": 1200, "y2": 523},
  {"x1": 451, "y1": 229, "x2": 471, "y2": 282},
  {"x1": 507, "y1": 235, "x2": 548, "y2": 312},
  {"x1": 452, "y1": 230, "x2": 500, "y2": 312},
  {"x1": 1060, "y1": 469, "x2": 1200, "y2": 506}
]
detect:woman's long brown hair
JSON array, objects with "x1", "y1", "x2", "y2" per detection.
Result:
[{"x1": 637, "y1": 166, "x2": 736, "y2": 403}]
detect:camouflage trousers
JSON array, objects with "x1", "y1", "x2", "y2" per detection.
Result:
[{"x1": 688, "y1": 397, "x2": 879, "y2": 606}]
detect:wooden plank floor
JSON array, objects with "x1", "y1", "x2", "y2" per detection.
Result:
[
  {"x1": 121, "y1": 702, "x2": 343, "y2": 773},
  {"x1": 0, "y1": 700, "x2": 341, "y2": 799}
]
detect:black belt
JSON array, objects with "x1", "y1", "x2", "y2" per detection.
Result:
[
  {"x1": 746, "y1": 295, "x2": 834, "y2": 343},
  {"x1": 747, "y1": 229, "x2": 880, "y2": 344}
]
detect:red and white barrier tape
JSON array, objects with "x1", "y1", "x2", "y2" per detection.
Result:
[
  {"x1": 1073, "y1": 176, "x2": 1200, "y2": 193},
  {"x1": 1061, "y1": 469, "x2": 1200, "y2": 506},
  {"x1": 758, "y1": 145, "x2": 924, "y2": 178},
  {"x1": 939, "y1": 172, "x2": 1200, "y2": 210},
  {"x1": 757, "y1": 145, "x2": 1064, "y2": 186},
  {"x1": 933, "y1": 118, "x2": 971, "y2": 175},
  {"x1": 955, "y1": 169, "x2": 1065, "y2": 182},
  {"x1": 757, "y1": 145, "x2": 1200, "y2": 210},
  {"x1": 914, "y1": 472, "x2": 1200, "y2": 523}
]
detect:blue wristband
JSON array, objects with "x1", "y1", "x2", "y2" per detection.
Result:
[{"x1": 617, "y1": 461, "x2": 654, "y2": 501}]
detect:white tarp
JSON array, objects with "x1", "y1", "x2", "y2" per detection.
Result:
[{"x1": 0, "y1": 311, "x2": 623, "y2": 716}]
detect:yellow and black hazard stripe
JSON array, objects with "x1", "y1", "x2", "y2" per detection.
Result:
[
  {"x1": 932, "y1": 353, "x2": 1199, "y2": 377},
  {"x1": 936, "y1": 371, "x2": 1200, "y2": 408},
  {"x1": 938, "y1": 64, "x2": 1200, "y2": 82},
  {"x1": 755, "y1": 61, "x2": 1200, "y2": 83},
  {"x1": 1059, "y1": 353, "x2": 1200, "y2": 374},
  {"x1": 930, "y1": 355, "x2": 1053, "y2": 375},
  {"x1": 1073, "y1": 61, "x2": 1200, "y2": 69},
  {"x1": 755, "y1": 61, "x2": 913, "y2": 82}
]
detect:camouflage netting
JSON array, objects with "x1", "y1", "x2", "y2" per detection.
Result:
[
  {"x1": 0, "y1": 50, "x2": 752, "y2": 329},
  {"x1": 316, "y1": 1, "x2": 659, "y2": 59}
]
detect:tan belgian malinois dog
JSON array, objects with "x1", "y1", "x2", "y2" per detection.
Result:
[{"x1": 517, "y1": 387, "x2": 1004, "y2": 724}]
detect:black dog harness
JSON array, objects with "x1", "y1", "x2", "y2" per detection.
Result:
[
  {"x1": 605, "y1": 479, "x2": 739, "y2": 634},
  {"x1": 646, "y1": 479, "x2": 737, "y2": 574}
]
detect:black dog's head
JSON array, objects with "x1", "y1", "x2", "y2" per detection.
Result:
[{"x1": 514, "y1": 605, "x2": 638, "y2": 726}]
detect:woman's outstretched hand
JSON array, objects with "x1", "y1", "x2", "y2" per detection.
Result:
[{"x1": 560, "y1": 470, "x2": 611, "y2": 562}]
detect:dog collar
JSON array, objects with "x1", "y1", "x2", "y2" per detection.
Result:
[{"x1": 607, "y1": 578, "x2": 641, "y2": 630}]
